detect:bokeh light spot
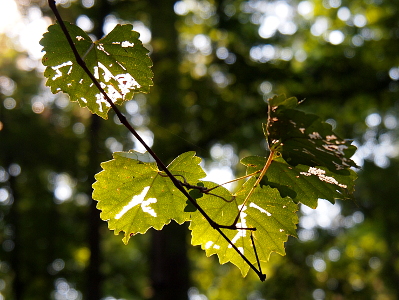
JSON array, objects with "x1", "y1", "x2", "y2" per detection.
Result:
[
  {"x1": 259, "y1": 81, "x2": 272, "y2": 95},
  {"x1": 216, "y1": 47, "x2": 229, "y2": 60},
  {"x1": 311, "y1": 17, "x2": 329, "y2": 36},
  {"x1": 297, "y1": 1, "x2": 314, "y2": 19},
  {"x1": 72, "y1": 123, "x2": 85, "y2": 135},
  {"x1": 8, "y1": 164, "x2": 21, "y2": 177},
  {"x1": 329, "y1": 0, "x2": 341, "y2": 8},
  {"x1": 353, "y1": 14, "x2": 367, "y2": 27},
  {"x1": 313, "y1": 288, "x2": 326, "y2": 300},
  {"x1": 32, "y1": 101, "x2": 45, "y2": 114},
  {"x1": 0, "y1": 188, "x2": 9, "y2": 203},
  {"x1": 389, "y1": 67, "x2": 399, "y2": 80},
  {"x1": 103, "y1": 14, "x2": 118, "y2": 35},
  {"x1": 76, "y1": 15, "x2": 94, "y2": 32},
  {"x1": 365, "y1": 113, "x2": 381, "y2": 127},
  {"x1": 0, "y1": 76, "x2": 16, "y2": 96},
  {"x1": 383, "y1": 114, "x2": 397, "y2": 129},
  {"x1": 133, "y1": 21, "x2": 152, "y2": 44},
  {"x1": 81, "y1": 0, "x2": 95, "y2": 9},
  {"x1": 329, "y1": 30, "x2": 345, "y2": 45},
  {"x1": 313, "y1": 258, "x2": 326, "y2": 272},
  {"x1": 337, "y1": 7, "x2": 350, "y2": 21},
  {"x1": 174, "y1": 1, "x2": 189, "y2": 16},
  {"x1": 3, "y1": 98, "x2": 16, "y2": 110},
  {"x1": 328, "y1": 248, "x2": 341, "y2": 261}
]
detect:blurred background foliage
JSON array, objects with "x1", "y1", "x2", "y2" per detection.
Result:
[{"x1": 0, "y1": 0, "x2": 399, "y2": 299}]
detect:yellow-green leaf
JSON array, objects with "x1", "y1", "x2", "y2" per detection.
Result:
[{"x1": 92, "y1": 151, "x2": 205, "y2": 244}]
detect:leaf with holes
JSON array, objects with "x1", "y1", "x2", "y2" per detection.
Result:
[
  {"x1": 92, "y1": 151, "x2": 205, "y2": 244},
  {"x1": 40, "y1": 22, "x2": 153, "y2": 119},
  {"x1": 241, "y1": 155, "x2": 357, "y2": 208},
  {"x1": 189, "y1": 179, "x2": 298, "y2": 276},
  {"x1": 265, "y1": 94, "x2": 358, "y2": 172}
]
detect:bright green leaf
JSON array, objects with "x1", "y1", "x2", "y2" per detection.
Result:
[
  {"x1": 40, "y1": 22, "x2": 153, "y2": 119},
  {"x1": 92, "y1": 151, "x2": 205, "y2": 244},
  {"x1": 189, "y1": 179, "x2": 298, "y2": 276}
]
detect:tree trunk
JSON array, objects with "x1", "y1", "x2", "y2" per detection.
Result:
[
  {"x1": 148, "y1": 1, "x2": 190, "y2": 299},
  {"x1": 85, "y1": 1, "x2": 110, "y2": 298},
  {"x1": 86, "y1": 115, "x2": 102, "y2": 300},
  {"x1": 150, "y1": 222, "x2": 189, "y2": 300}
]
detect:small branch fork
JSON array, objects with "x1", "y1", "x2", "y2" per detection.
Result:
[{"x1": 47, "y1": 0, "x2": 266, "y2": 281}]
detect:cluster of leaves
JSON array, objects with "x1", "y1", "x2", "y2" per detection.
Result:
[{"x1": 41, "y1": 20, "x2": 357, "y2": 279}]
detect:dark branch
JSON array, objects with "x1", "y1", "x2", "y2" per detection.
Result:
[
  {"x1": 251, "y1": 232, "x2": 266, "y2": 281},
  {"x1": 47, "y1": 0, "x2": 265, "y2": 281}
]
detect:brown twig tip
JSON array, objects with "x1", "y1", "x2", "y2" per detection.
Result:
[{"x1": 260, "y1": 274, "x2": 267, "y2": 281}]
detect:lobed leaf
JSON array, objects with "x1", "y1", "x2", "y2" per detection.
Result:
[
  {"x1": 40, "y1": 22, "x2": 153, "y2": 119},
  {"x1": 189, "y1": 179, "x2": 298, "y2": 276},
  {"x1": 92, "y1": 151, "x2": 205, "y2": 244},
  {"x1": 265, "y1": 94, "x2": 358, "y2": 172}
]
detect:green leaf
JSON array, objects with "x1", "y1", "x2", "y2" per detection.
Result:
[
  {"x1": 241, "y1": 155, "x2": 357, "y2": 208},
  {"x1": 40, "y1": 22, "x2": 153, "y2": 119},
  {"x1": 265, "y1": 94, "x2": 358, "y2": 172},
  {"x1": 92, "y1": 151, "x2": 205, "y2": 244},
  {"x1": 189, "y1": 179, "x2": 298, "y2": 276}
]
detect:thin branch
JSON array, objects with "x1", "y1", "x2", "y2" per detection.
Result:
[
  {"x1": 203, "y1": 170, "x2": 262, "y2": 193},
  {"x1": 250, "y1": 232, "x2": 264, "y2": 280},
  {"x1": 47, "y1": 0, "x2": 266, "y2": 281}
]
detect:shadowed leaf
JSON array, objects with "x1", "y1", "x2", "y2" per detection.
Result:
[
  {"x1": 241, "y1": 155, "x2": 357, "y2": 208},
  {"x1": 265, "y1": 94, "x2": 358, "y2": 172}
]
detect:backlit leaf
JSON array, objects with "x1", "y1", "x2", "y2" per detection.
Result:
[
  {"x1": 189, "y1": 179, "x2": 298, "y2": 276},
  {"x1": 40, "y1": 22, "x2": 153, "y2": 119},
  {"x1": 92, "y1": 151, "x2": 205, "y2": 244}
]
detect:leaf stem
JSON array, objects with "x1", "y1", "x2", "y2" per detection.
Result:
[
  {"x1": 47, "y1": 0, "x2": 266, "y2": 281},
  {"x1": 231, "y1": 151, "x2": 275, "y2": 227}
]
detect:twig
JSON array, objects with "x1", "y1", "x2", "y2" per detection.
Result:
[
  {"x1": 250, "y1": 232, "x2": 265, "y2": 280},
  {"x1": 47, "y1": 0, "x2": 266, "y2": 281},
  {"x1": 230, "y1": 151, "x2": 275, "y2": 227},
  {"x1": 203, "y1": 170, "x2": 262, "y2": 193}
]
